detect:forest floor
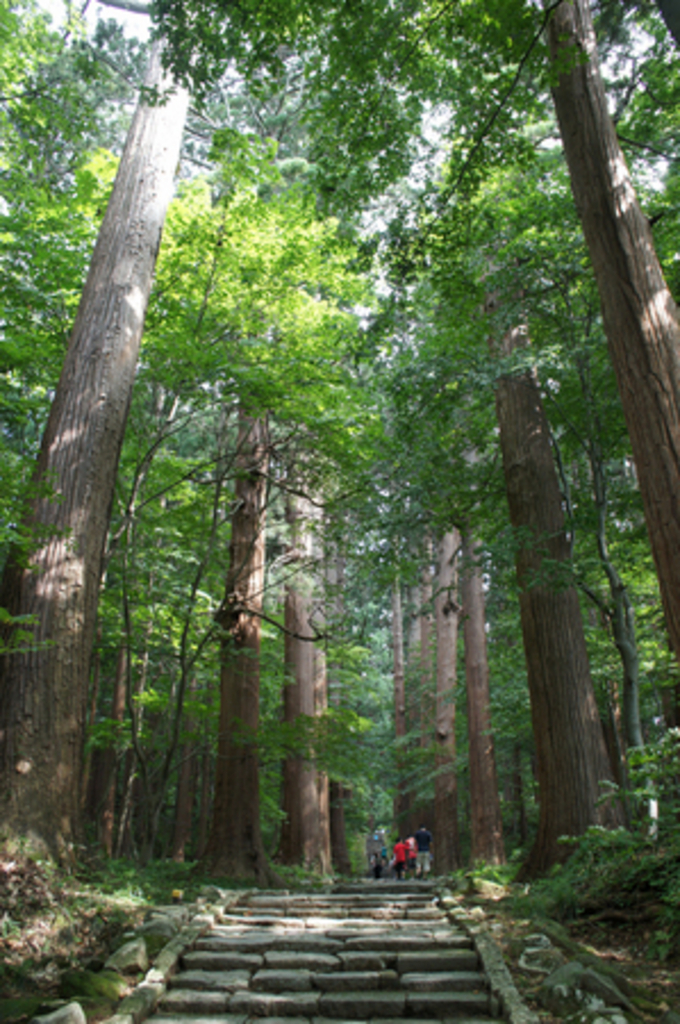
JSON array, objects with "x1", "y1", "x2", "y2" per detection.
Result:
[
  {"x1": 465, "y1": 882, "x2": 680, "y2": 1021},
  {"x1": 0, "y1": 854, "x2": 679, "y2": 1022}
]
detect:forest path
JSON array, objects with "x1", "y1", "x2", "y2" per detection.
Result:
[{"x1": 146, "y1": 882, "x2": 533, "y2": 1024}]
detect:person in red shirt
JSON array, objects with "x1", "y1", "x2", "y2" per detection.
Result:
[
  {"x1": 406, "y1": 834, "x2": 417, "y2": 876},
  {"x1": 393, "y1": 838, "x2": 407, "y2": 880}
]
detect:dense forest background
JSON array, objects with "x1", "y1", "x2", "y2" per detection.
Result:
[{"x1": 2, "y1": 0, "x2": 680, "y2": 927}]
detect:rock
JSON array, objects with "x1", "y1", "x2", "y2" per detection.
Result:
[
  {"x1": 518, "y1": 944, "x2": 566, "y2": 976},
  {"x1": 29, "y1": 1002, "x2": 87, "y2": 1024},
  {"x1": 199, "y1": 885, "x2": 228, "y2": 902},
  {"x1": 538, "y1": 919, "x2": 588, "y2": 957},
  {"x1": 105, "y1": 937, "x2": 149, "y2": 976},
  {"x1": 538, "y1": 962, "x2": 632, "y2": 1017},
  {"x1": 59, "y1": 969, "x2": 128, "y2": 1001},
  {"x1": 117, "y1": 982, "x2": 163, "y2": 1023},
  {"x1": 574, "y1": 953, "x2": 633, "y2": 997},
  {"x1": 138, "y1": 916, "x2": 178, "y2": 941},
  {"x1": 524, "y1": 933, "x2": 553, "y2": 949},
  {"x1": 471, "y1": 879, "x2": 507, "y2": 900},
  {"x1": 661, "y1": 1014, "x2": 680, "y2": 1024}
]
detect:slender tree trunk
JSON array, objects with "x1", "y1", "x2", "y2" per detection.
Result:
[
  {"x1": 327, "y1": 552, "x2": 351, "y2": 874},
  {"x1": 203, "y1": 412, "x2": 274, "y2": 882},
  {"x1": 434, "y1": 531, "x2": 461, "y2": 872},
  {"x1": 462, "y1": 534, "x2": 505, "y2": 866},
  {"x1": 196, "y1": 744, "x2": 212, "y2": 861},
  {"x1": 546, "y1": 0, "x2": 680, "y2": 665},
  {"x1": 314, "y1": 644, "x2": 332, "y2": 874},
  {"x1": 495, "y1": 327, "x2": 622, "y2": 878},
  {"x1": 0, "y1": 43, "x2": 188, "y2": 859},
  {"x1": 392, "y1": 579, "x2": 410, "y2": 831},
  {"x1": 171, "y1": 683, "x2": 198, "y2": 863},
  {"x1": 100, "y1": 645, "x2": 127, "y2": 857},
  {"x1": 330, "y1": 782, "x2": 352, "y2": 874},
  {"x1": 512, "y1": 744, "x2": 528, "y2": 845},
  {"x1": 80, "y1": 625, "x2": 102, "y2": 815},
  {"x1": 406, "y1": 582, "x2": 422, "y2": 833},
  {"x1": 419, "y1": 551, "x2": 435, "y2": 829}
]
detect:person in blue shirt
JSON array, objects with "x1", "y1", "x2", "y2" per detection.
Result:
[{"x1": 414, "y1": 824, "x2": 433, "y2": 877}]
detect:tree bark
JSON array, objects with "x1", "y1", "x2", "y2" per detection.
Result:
[
  {"x1": 546, "y1": 0, "x2": 680, "y2": 665},
  {"x1": 327, "y1": 552, "x2": 351, "y2": 874},
  {"x1": 495, "y1": 327, "x2": 622, "y2": 877},
  {"x1": 171, "y1": 681, "x2": 198, "y2": 862},
  {"x1": 433, "y1": 531, "x2": 461, "y2": 872},
  {"x1": 0, "y1": 42, "x2": 188, "y2": 859},
  {"x1": 279, "y1": 493, "x2": 323, "y2": 869},
  {"x1": 462, "y1": 533, "x2": 505, "y2": 866},
  {"x1": 203, "y1": 412, "x2": 274, "y2": 882},
  {"x1": 314, "y1": 644, "x2": 332, "y2": 874},
  {"x1": 392, "y1": 579, "x2": 410, "y2": 831},
  {"x1": 100, "y1": 645, "x2": 127, "y2": 857}
]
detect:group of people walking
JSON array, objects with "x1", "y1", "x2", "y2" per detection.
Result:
[{"x1": 370, "y1": 824, "x2": 433, "y2": 880}]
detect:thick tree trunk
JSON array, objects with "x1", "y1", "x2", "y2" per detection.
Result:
[
  {"x1": 0, "y1": 43, "x2": 188, "y2": 859},
  {"x1": 433, "y1": 531, "x2": 461, "y2": 872},
  {"x1": 279, "y1": 495, "x2": 326, "y2": 869},
  {"x1": 280, "y1": 586, "x2": 321, "y2": 866},
  {"x1": 495, "y1": 329, "x2": 622, "y2": 877},
  {"x1": 462, "y1": 534, "x2": 505, "y2": 866},
  {"x1": 203, "y1": 413, "x2": 274, "y2": 883},
  {"x1": 546, "y1": 0, "x2": 680, "y2": 664}
]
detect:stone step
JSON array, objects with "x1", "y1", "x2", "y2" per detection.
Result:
[
  {"x1": 182, "y1": 951, "x2": 265, "y2": 971},
  {"x1": 400, "y1": 971, "x2": 487, "y2": 992},
  {"x1": 182, "y1": 947, "x2": 480, "y2": 976},
  {"x1": 153, "y1": 886, "x2": 498, "y2": 1024}
]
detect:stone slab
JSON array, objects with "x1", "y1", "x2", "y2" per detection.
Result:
[
  {"x1": 396, "y1": 951, "x2": 479, "y2": 974},
  {"x1": 229, "y1": 991, "x2": 320, "y2": 1016},
  {"x1": 196, "y1": 936, "x2": 275, "y2": 952},
  {"x1": 271, "y1": 935, "x2": 343, "y2": 953},
  {"x1": 406, "y1": 991, "x2": 490, "y2": 1015},
  {"x1": 251, "y1": 970, "x2": 313, "y2": 992},
  {"x1": 336, "y1": 952, "x2": 389, "y2": 972},
  {"x1": 264, "y1": 952, "x2": 341, "y2": 971},
  {"x1": 400, "y1": 971, "x2": 487, "y2": 992},
  {"x1": 182, "y1": 951, "x2": 263, "y2": 971},
  {"x1": 147, "y1": 1016, "x2": 245, "y2": 1024},
  {"x1": 313, "y1": 971, "x2": 385, "y2": 992},
  {"x1": 160, "y1": 990, "x2": 228, "y2": 1014},
  {"x1": 343, "y1": 936, "x2": 436, "y2": 952},
  {"x1": 169, "y1": 969, "x2": 251, "y2": 992},
  {"x1": 317, "y1": 991, "x2": 406, "y2": 1018}
]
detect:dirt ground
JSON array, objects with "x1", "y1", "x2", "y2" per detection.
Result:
[{"x1": 466, "y1": 887, "x2": 680, "y2": 1021}]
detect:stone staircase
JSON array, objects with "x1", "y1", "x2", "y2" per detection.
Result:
[{"x1": 148, "y1": 882, "x2": 498, "y2": 1024}]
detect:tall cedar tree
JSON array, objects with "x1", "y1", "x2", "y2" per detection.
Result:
[
  {"x1": 462, "y1": 533, "x2": 505, "y2": 866},
  {"x1": 205, "y1": 412, "x2": 275, "y2": 882},
  {"x1": 433, "y1": 531, "x2": 461, "y2": 872},
  {"x1": 0, "y1": 43, "x2": 188, "y2": 858},
  {"x1": 495, "y1": 326, "x2": 623, "y2": 878},
  {"x1": 546, "y1": 0, "x2": 680, "y2": 664}
]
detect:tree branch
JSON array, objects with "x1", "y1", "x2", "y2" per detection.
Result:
[{"x1": 99, "y1": 0, "x2": 150, "y2": 14}]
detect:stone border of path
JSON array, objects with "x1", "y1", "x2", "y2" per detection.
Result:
[
  {"x1": 29, "y1": 889, "x2": 245, "y2": 1024},
  {"x1": 440, "y1": 890, "x2": 540, "y2": 1024}
]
